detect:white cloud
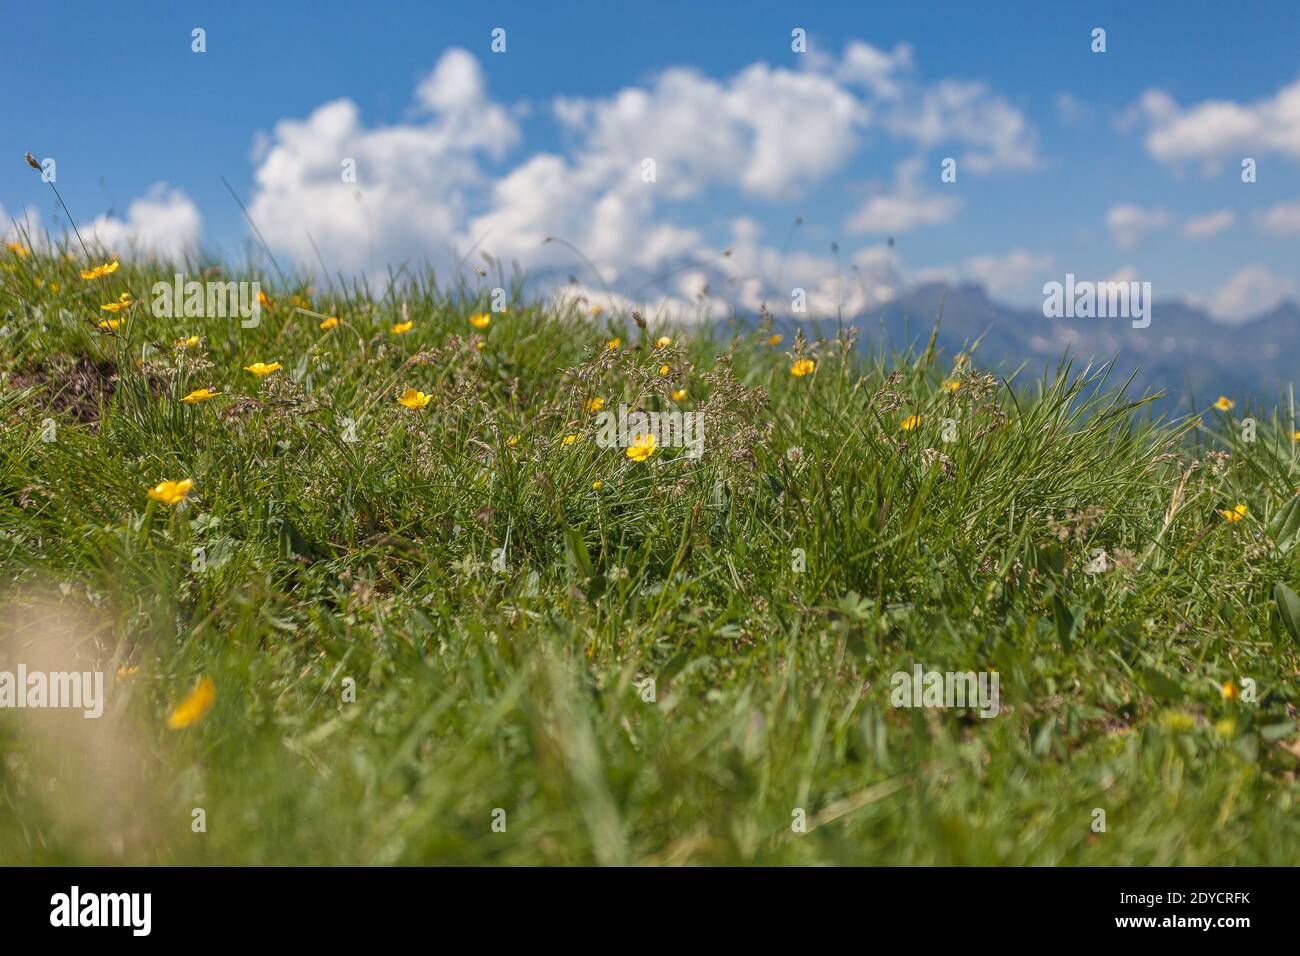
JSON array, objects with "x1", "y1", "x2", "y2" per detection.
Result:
[
  {"x1": 244, "y1": 43, "x2": 1040, "y2": 312},
  {"x1": 846, "y1": 158, "x2": 961, "y2": 234},
  {"x1": 1182, "y1": 209, "x2": 1236, "y2": 239},
  {"x1": 1134, "y1": 77, "x2": 1300, "y2": 173},
  {"x1": 834, "y1": 41, "x2": 913, "y2": 100},
  {"x1": 248, "y1": 48, "x2": 519, "y2": 278},
  {"x1": 1107, "y1": 204, "x2": 1171, "y2": 249},
  {"x1": 79, "y1": 184, "x2": 201, "y2": 259},
  {"x1": 1207, "y1": 265, "x2": 1297, "y2": 322},
  {"x1": 885, "y1": 79, "x2": 1040, "y2": 172},
  {"x1": 1257, "y1": 199, "x2": 1300, "y2": 235},
  {"x1": 958, "y1": 248, "x2": 1055, "y2": 299}
]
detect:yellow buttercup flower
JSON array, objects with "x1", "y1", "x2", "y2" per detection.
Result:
[
  {"x1": 671, "y1": 389, "x2": 687, "y2": 401},
  {"x1": 1292, "y1": 430, "x2": 1300, "y2": 441},
  {"x1": 148, "y1": 478, "x2": 194, "y2": 506},
  {"x1": 901, "y1": 415, "x2": 922, "y2": 431},
  {"x1": 181, "y1": 387, "x2": 220, "y2": 404},
  {"x1": 591, "y1": 305, "x2": 604, "y2": 317},
  {"x1": 319, "y1": 316, "x2": 340, "y2": 330},
  {"x1": 790, "y1": 359, "x2": 815, "y2": 377},
  {"x1": 592, "y1": 480, "x2": 603, "y2": 490},
  {"x1": 397, "y1": 388, "x2": 432, "y2": 409},
  {"x1": 1218, "y1": 503, "x2": 1247, "y2": 522},
  {"x1": 166, "y1": 676, "x2": 215, "y2": 730},
  {"x1": 176, "y1": 335, "x2": 201, "y2": 349},
  {"x1": 655, "y1": 336, "x2": 672, "y2": 348},
  {"x1": 244, "y1": 361, "x2": 282, "y2": 377},
  {"x1": 507, "y1": 434, "x2": 520, "y2": 447},
  {"x1": 469, "y1": 313, "x2": 491, "y2": 329},
  {"x1": 390, "y1": 320, "x2": 414, "y2": 335},
  {"x1": 1221, "y1": 680, "x2": 1239, "y2": 700},
  {"x1": 100, "y1": 296, "x2": 132, "y2": 313},
  {"x1": 658, "y1": 364, "x2": 670, "y2": 377},
  {"x1": 942, "y1": 379, "x2": 961, "y2": 393},
  {"x1": 1213, "y1": 396, "x2": 1235, "y2": 411},
  {"x1": 626, "y1": 432, "x2": 657, "y2": 462},
  {"x1": 561, "y1": 434, "x2": 578, "y2": 447},
  {"x1": 98, "y1": 317, "x2": 125, "y2": 331},
  {"x1": 587, "y1": 397, "x2": 606, "y2": 412},
  {"x1": 259, "y1": 290, "x2": 273, "y2": 310},
  {"x1": 767, "y1": 334, "x2": 784, "y2": 346},
  {"x1": 606, "y1": 337, "x2": 621, "y2": 351},
  {"x1": 6, "y1": 242, "x2": 30, "y2": 257},
  {"x1": 80, "y1": 260, "x2": 119, "y2": 280}
]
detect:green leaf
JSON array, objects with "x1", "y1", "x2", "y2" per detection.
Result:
[
  {"x1": 564, "y1": 526, "x2": 595, "y2": 581},
  {"x1": 1274, "y1": 583, "x2": 1300, "y2": 648},
  {"x1": 1268, "y1": 496, "x2": 1300, "y2": 554}
]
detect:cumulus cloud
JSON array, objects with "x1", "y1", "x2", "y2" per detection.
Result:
[
  {"x1": 247, "y1": 48, "x2": 519, "y2": 278},
  {"x1": 1133, "y1": 77, "x2": 1300, "y2": 173},
  {"x1": 1182, "y1": 209, "x2": 1236, "y2": 239},
  {"x1": 1207, "y1": 265, "x2": 1297, "y2": 322},
  {"x1": 958, "y1": 248, "x2": 1055, "y2": 299},
  {"x1": 884, "y1": 79, "x2": 1040, "y2": 172},
  {"x1": 243, "y1": 42, "x2": 1040, "y2": 314},
  {"x1": 1107, "y1": 204, "x2": 1171, "y2": 249},
  {"x1": 1257, "y1": 199, "x2": 1300, "y2": 235},
  {"x1": 79, "y1": 184, "x2": 201, "y2": 259}
]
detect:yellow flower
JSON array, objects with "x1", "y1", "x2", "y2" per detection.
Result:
[
  {"x1": 390, "y1": 320, "x2": 414, "y2": 335},
  {"x1": 507, "y1": 434, "x2": 520, "y2": 447},
  {"x1": 790, "y1": 359, "x2": 815, "y2": 377},
  {"x1": 259, "y1": 290, "x2": 273, "y2": 310},
  {"x1": 115, "y1": 665, "x2": 139, "y2": 682},
  {"x1": 658, "y1": 364, "x2": 670, "y2": 377},
  {"x1": 671, "y1": 389, "x2": 687, "y2": 401},
  {"x1": 561, "y1": 434, "x2": 578, "y2": 447},
  {"x1": 901, "y1": 415, "x2": 922, "y2": 431},
  {"x1": 591, "y1": 305, "x2": 604, "y2": 317},
  {"x1": 1213, "y1": 396, "x2": 1235, "y2": 411},
  {"x1": 244, "y1": 362, "x2": 282, "y2": 377},
  {"x1": 592, "y1": 480, "x2": 603, "y2": 490},
  {"x1": 942, "y1": 379, "x2": 961, "y2": 393},
  {"x1": 626, "y1": 432, "x2": 657, "y2": 462},
  {"x1": 148, "y1": 478, "x2": 194, "y2": 506},
  {"x1": 1293, "y1": 430, "x2": 1300, "y2": 441},
  {"x1": 181, "y1": 387, "x2": 220, "y2": 404},
  {"x1": 166, "y1": 676, "x2": 215, "y2": 730},
  {"x1": 588, "y1": 397, "x2": 606, "y2": 412},
  {"x1": 176, "y1": 335, "x2": 201, "y2": 349},
  {"x1": 606, "y1": 337, "x2": 621, "y2": 351},
  {"x1": 97, "y1": 317, "x2": 125, "y2": 331},
  {"x1": 655, "y1": 336, "x2": 672, "y2": 348},
  {"x1": 767, "y1": 334, "x2": 784, "y2": 346},
  {"x1": 469, "y1": 313, "x2": 491, "y2": 329},
  {"x1": 1218, "y1": 503, "x2": 1247, "y2": 522},
  {"x1": 5, "y1": 242, "x2": 29, "y2": 257},
  {"x1": 319, "y1": 316, "x2": 340, "y2": 330},
  {"x1": 1220, "y1": 680, "x2": 1239, "y2": 700},
  {"x1": 100, "y1": 297, "x2": 132, "y2": 313},
  {"x1": 79, "y1": 260, "x2": 119, "y2": 280},
  {"x1": 397, "y1": 388, "x2": 432, "y2": 409}
]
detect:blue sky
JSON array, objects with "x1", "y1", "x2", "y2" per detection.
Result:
[{"x1": 5, "y1": 0, "x2": 1300, "y2": 319}]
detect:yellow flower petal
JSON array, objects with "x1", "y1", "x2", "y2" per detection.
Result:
[
  {"x1": 1213, "y1": 396, "x2": 1235, "y2": 411},
  {"x1": 148, "y1": 478, "x2": 194, "y2": 506},
  {"x1": 181, "y1": 387, "x2": 220, "y2": 404},
  {"x1": 469, "y1": 313, "x2": 491, "y2": 329},
  {"x1": 397, "y1": 388, "x2": 432, "y2": 409},
  {"x1": 244, "y1": 362, "x2": 282, "y2": 377},
  {"x1": 390, "y1": 320, "x2": 414, "y2": 335},
  {"x1": 790, "y1": 359, "x2": 815, "y2": 377},
  {"x1": 901, "y1": 415, "x2": 922, "y2": 431},
  {"x1": 626, "y1": 432, "x2": 657, "y2": 462},
  {"x1": 166, "y1": 676, "x2": 215, "y2": 729},
  {"x1": 319, "y1": 316, "x2": 340, "y2": 330}
]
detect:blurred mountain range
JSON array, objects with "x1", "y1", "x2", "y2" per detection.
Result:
[{"x1": 770, "y1": 282, "x2": 1298, "y2": 416}]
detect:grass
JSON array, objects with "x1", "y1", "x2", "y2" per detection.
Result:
[{"x1": 1, "y1": 243, "x2": 1298, "y2": 865}]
